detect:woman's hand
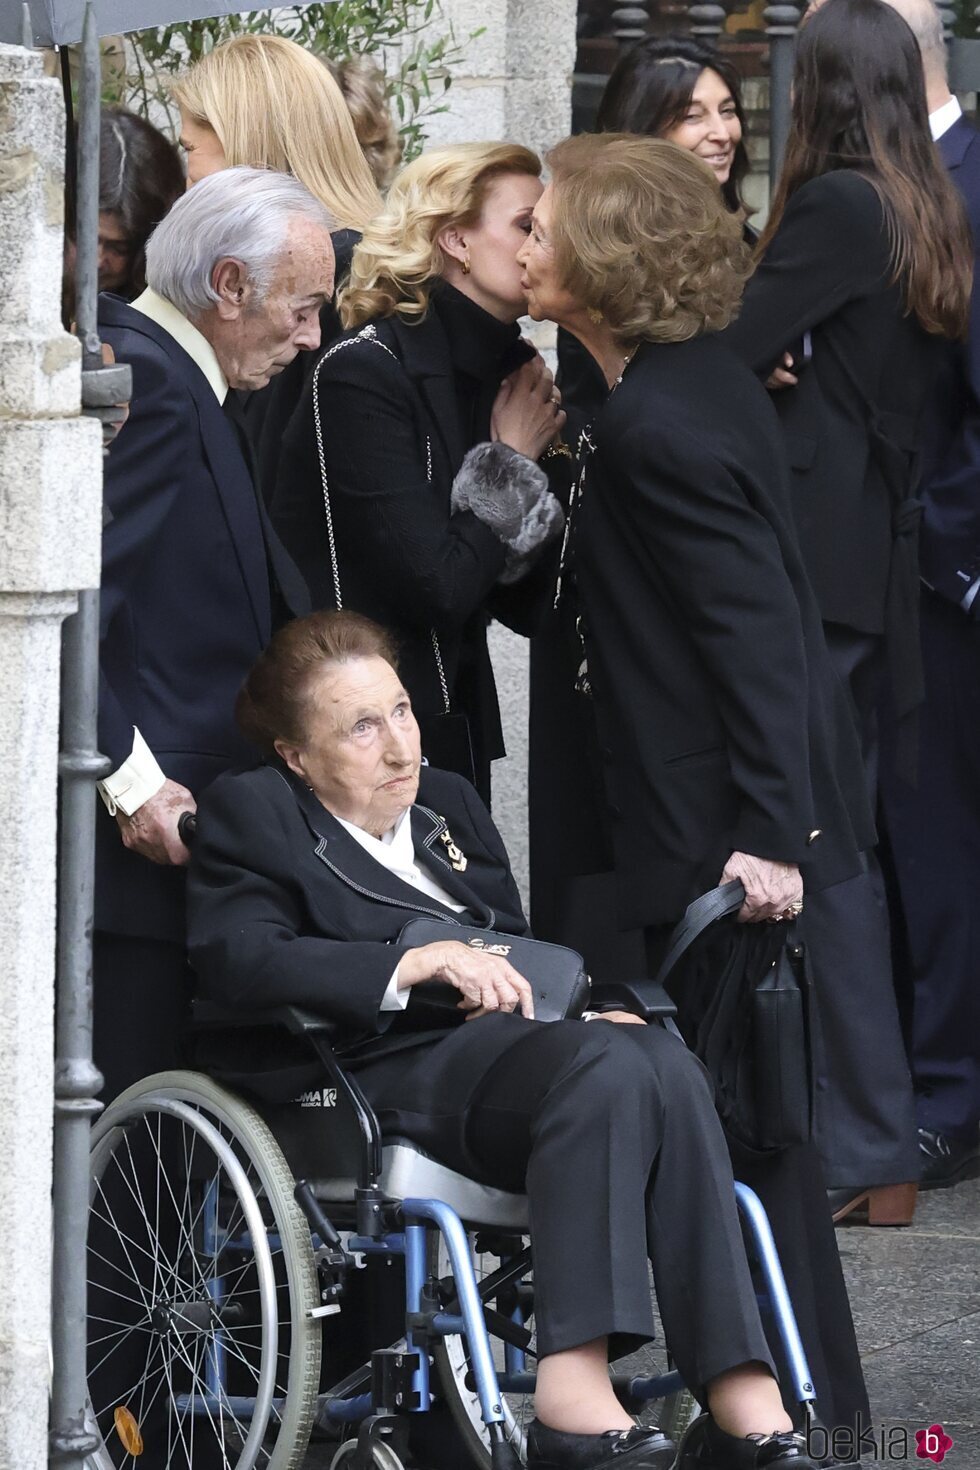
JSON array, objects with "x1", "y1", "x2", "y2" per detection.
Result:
[
  {"x1": 766, "y1": 351, "x2": 799, "y2": 392},
  {"x1": 719, "y1": 851, "x2": 803, "y2": 923},
  {"x1": 397, "y1": 940, "x2": 535, "y2": 1021},
  {"x1": 591, "y1": 1010, "x2": 645, "y2": 1026},
  {"x1": 491, "y1": 355, "x2": 566, "y2": 461}
]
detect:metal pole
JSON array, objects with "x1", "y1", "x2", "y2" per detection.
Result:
[
  {"x1": 765, "y1": 0, "x2": 802, "y2": 192},
  {"x1": 49, "y1": 4, "x2": 111, "y2": 1465}
]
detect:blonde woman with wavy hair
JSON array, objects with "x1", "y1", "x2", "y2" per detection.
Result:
[{"x1": 272, "y1": 140, "x2": 569, "y2": 801}]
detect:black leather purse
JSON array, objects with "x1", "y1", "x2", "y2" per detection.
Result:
[
  {"x1": 656, "y1": 882, "x2": 815, "y2": 1153},
  {"x1": 396, "y1": 918, "x2": 591, "y2": 1023}
]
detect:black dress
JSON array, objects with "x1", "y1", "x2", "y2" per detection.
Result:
[{"x1": 271, "y1": 282, "x2": 555, "y2": 801}]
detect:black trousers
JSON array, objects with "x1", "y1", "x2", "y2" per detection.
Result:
[
  {"x1": 93, "y1": 932, "x2": 193, "y2": 1103},
  {"x1": 802, "y1": 623, "x2": 920, "y2": 1187},
  {"x1": 880, "y1": 590, "x2": 980, "y2": 1139},
  {"x1": 351, "y1": 1013, "x2": 774, "y2": 1399}
]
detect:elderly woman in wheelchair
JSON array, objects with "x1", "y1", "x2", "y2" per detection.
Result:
[{"x1": 87, "y1": 609, "x2": 822, "y2": 1470}]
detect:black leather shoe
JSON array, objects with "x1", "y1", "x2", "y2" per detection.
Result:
[
  {"x1": 526, "y1": 1418, "x2": 676, "y2": 1469},
  {"x1": 919, "y1": 1127, "x2": 980, "y2": 1189},
  {"x1": 676, "y1": 1413, "x2": 818, "y2": 1467}
]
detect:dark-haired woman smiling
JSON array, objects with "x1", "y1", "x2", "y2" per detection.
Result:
[{"x1": 726, "y1": 0, "x2": 973, "y2": 1216}]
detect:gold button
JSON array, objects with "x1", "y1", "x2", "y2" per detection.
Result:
[{"x1": 807, "y1": 828, "x2": 823, "y2": 845}]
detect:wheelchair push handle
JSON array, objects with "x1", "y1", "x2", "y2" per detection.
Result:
[{"x1": 178, "y1": 811, "x2": 198, "y2": 846}]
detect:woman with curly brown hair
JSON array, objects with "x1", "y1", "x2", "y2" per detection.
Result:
[{"x1": 519, "y1": 133, "x2": 874, "y2": 1448}]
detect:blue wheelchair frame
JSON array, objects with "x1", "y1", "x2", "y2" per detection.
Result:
[{"x1": 179, "y1": 1003, "x2": 819, "y2": 1470}]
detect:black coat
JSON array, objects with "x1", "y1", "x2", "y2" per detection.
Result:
[
  {"x1": 244, "y1": 228, "x2": 361, "y2": 507},
  {"x1": 270, "y1": 289, "x2": 547, "y2": 790},
  {"x1": 725, "y1": 171, "x2": 942, "y2": 650},
  {"x1": 919, "y1": 117, "x2": 980, "y2": 609},
  {"x1": 574, "y1": 333, "x2": 874, "y2": 930},
  {"x1": 186, "y1": 761, "x2": 529, "y2": 1064},
  {"x1": 96, "y1": 294, "x2": 308, "y2": 943}
]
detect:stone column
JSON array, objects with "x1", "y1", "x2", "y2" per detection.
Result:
[
  {"x1": 414, "y1": 0, "x2": 577, "y2": 898},
  {"x1": 0, "y1": 42, "x2": 102, "y2": 1470},
  {"x1": 419, "y1": 0, "x2": 578, "y2": 163}
]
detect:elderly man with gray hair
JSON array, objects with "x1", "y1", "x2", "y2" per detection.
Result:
[{"x1": 93, "y1": 166, "x2": 332, "y2": 1102}]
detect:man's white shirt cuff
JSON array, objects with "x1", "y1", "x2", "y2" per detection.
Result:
[
  {"x1": 380, "y1": 966, "x2": 411, "y2": 1013},
  {"x1": 98, "y1": 728, "x2": 166, "y2": 816}
]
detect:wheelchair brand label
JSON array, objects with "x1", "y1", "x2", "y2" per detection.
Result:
[
  {"x1": 466, "y1": 937, "x2": 512, "y2": 957},
  {"x1": 295, "y1": 1088, "x2": 338, "y2": 1108}
]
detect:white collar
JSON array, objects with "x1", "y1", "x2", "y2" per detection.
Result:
[
  {"x1": 130, "y1": 287, "x2": 228, "y2": 404},
  {"x1": 335, "y1": 807, "x2": 414, "y2": 864},
  {"x1": 930, "y1": 96, "x2": 962, "y2": 142}
]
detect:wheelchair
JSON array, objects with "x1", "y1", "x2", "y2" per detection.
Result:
[{"x1": 85, "y1": 1002, "x2": 819, "y2": 1470}]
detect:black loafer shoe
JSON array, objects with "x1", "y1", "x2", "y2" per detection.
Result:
[
  {"x1": 919, "y1": 1127, "x2": 980, "y2": 1190},
  {"x1": 676, "y1": 1413, "x2": 818, "y2": 1467},
  {"x1": 526, "y1": 1418, "x2": 676, "y2": 1469}
]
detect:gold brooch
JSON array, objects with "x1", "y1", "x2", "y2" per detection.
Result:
[{"x1": 439, "y1": 824, "x2": 468, "y2": 872}]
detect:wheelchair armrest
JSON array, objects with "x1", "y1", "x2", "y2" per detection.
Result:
[
  {"x1": 590, "y1": 979, "x2": 677, "y2": 1021},
  {"x1": 189, "y1": 999, "x2": 337, "y2": 1036},
  {"x1": 188, "y1": 999, "x2": 382, "y2": 1187}
]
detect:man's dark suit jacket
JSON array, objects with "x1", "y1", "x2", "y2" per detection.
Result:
[
  {"x1": 96, "y1": 294, "x2": 308, "y2": 944},
  {"x1": 919, "y1": 116, "x2": 980, "y2": 606},
  {"x1": 726, "y1": 171, "x2": 942, "y2": 643},
  {"x1": 575, "y1": 334, "x2": 875, "y2": 930},
  {"x1": 186, "y1": 761, "x2": 529, "y2": 1066}
]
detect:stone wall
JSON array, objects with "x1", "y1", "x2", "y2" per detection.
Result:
[
  {"x1": 424, "y1": 0, "x2": 577, "y2": 900},
  {"x1": 0, "y1": 43, "x2": 103, "y2": 1470}
]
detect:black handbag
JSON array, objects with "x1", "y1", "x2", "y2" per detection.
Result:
[
  {"x1": 396, "y1": 918, "x2": 591, "y2": 1023},
  {"x1": 656, "y1": 881, "x2": 815, "y2": 1152}
]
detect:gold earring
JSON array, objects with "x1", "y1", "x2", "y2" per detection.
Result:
[
  {"x1": 587, "y1": 306, "x2": 603, "y2": 325},
  {"x1": 461, "y1": 258, "x2": 471, "y2": 275}
]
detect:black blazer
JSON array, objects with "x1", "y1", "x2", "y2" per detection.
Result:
[
  {"x1": 725, "y1": 171, "x2": 942, "y2": 641},
  {"x1": 574, "y1": 334, "x2": 874, "y2": 930},
  {"x1": 919, "y1": 117, "x2": 980, "y2": 611},
  {"x1": 186, "y1": 762, "x2": 529, "y2": 1063},
  {"x1": 271, "y1": 297, "x2": 541, "y2": 785},
  {"x1": 96, "y1": 294, "x2": 308, "y2": 942},
  {"x1": 245, "y1": 228, "x2": 361, "y2": 507}
]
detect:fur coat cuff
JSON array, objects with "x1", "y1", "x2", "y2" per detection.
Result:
[{"x1": 450, "y1": 442, "x2": 565, "y2": 584}]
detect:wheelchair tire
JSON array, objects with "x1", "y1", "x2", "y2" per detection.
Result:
[
  {"x1": 85, "y1": 1071, "x2": 321, "y2": 1470},
  {"x1": 428, "y1": 1231, "x2": 533, "y2": 1467},
  {"x1": 428, "y1": 1233, "x2": 702, "y2": 1467}
]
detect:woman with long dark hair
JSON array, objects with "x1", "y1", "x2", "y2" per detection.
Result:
[{"x1": 727, "y1": 0, "x2": 973, "y2": 1220}]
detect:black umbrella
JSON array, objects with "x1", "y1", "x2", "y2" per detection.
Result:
[{"x1": 1, "y1": 0, "x2": 260, "y2": 46}]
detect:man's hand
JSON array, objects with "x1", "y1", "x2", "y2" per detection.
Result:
[
  {"x1": 116, "y1": 779, "x2": 197, "y2": 866},
  {"x1": 397, "y1": 940, "x2": 535, "y2": 1021},
  {"x1": 719, "y1": 850, "x2": 803, "y2": 923},
  {"x1": 592, "y1": 1010, "x2": 645, "y2": 1025}
]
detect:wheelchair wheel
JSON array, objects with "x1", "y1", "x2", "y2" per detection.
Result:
[
  {"x1": 429, "y1": 1231, "x2": 533, "y2": 1466},
  {"x1": 429, "y1": 1233, "x2": 701, "y2": 1467},
  {"x1": 85, "y1": 1071, "x2": 321, "y2": 1470}
]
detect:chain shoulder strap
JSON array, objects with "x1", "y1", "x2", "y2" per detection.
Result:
[{"x1": 310, "y1": 324, "x2": 450, "y2": 715}]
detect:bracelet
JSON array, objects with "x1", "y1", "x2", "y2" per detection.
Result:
[{"x1": 540, "y1": 438, "x2": 572, "y2": 462}]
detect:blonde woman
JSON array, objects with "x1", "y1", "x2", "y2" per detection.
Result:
[
  {"x1": 173, "y1": 35, "x2": 385, "y2": 477},
  {"x1": 272, "y1": 142, "x2": 568, "y2": 802}
]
